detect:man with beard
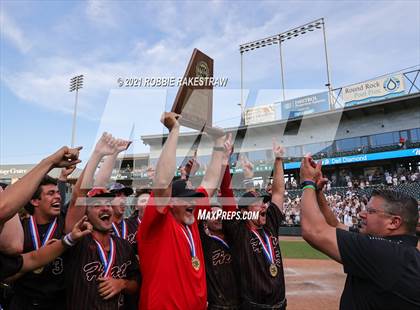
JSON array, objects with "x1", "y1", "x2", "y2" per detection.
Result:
[
  {"x1": 65, "y1": 133, "x2": 140, "y2": 309},
  {"x1": 65, "y1": 187, "x2": 140, "y2": 309},
  {"x1": 300, "y1": 155, "x2": 420, "y2": 310},
  {"x1": 138, "y1": 112, "x2": 228, "y2": 310},
  {"x1": 223, "y1": 141, "x2": 287, "y2": 310},
  {"x1": 91, "y1": 138, "x2": 138, "y2": 248}
]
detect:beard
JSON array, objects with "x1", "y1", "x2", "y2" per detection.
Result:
[{"x1": 184, "y1": 216, "x2": 195, "y2": 226}]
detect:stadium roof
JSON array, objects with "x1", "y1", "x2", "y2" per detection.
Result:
[{"x1": 141, "y1": 92, "x2": 420, "y2": 145}]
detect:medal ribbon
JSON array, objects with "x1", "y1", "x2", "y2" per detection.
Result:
[
  {"x1": 29, "y1": 216, "x2": 58, "y2": 250},
  {"x1": 111, "y1": 220, "x2": 127, "y2": 239},
  {"x1": 180, "y1": 225, "x2": 196, "y2": 257},
  {"x1": 251, "y1": 229, "x2": 275, "y2": 265},
  {"x1": 209, "y1": 234, "x2": 229, "y2": 249},
  {"x1": 94, "y1": 237, "x2": 116, "y2": 278}
]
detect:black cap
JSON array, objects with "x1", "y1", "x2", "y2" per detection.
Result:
[
  {"x1": 171, "y1": 179, "x2": 205, "y2": 198},
  {"x1": 238, "y1": 191, "x2": 270, "y2": 209},
  {"x1": 109, "y1": 182, "x2": 134, "y2": 196}
]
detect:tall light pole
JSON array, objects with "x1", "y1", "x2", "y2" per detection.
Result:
[
  {"x1": 69, "y1": 75, "x2": 84, "y2": 147},
  {"x1": 239, "y1": 18, "x2": 332, "y2": 103}
]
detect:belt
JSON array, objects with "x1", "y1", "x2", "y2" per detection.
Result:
[
  {"x1": 208, "y1": 304, "x2": 240, "y2": 310},
  {"x1": 241, "y1": 297, "x2": 287, "y2": 310}
]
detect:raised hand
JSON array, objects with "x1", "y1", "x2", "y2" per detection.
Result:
[
  {"x1": 114, "y1": 139, "x2": 131, "y2": 154},
  {"x1": 300, "y1": 154, "x2": 321, "y2": 182},
  {"x1": 185, "y1": 157, "x2": 200, "y2": 177},
  {"x1": 59, "y1": 165, "x2": 77, "y2": 181},
  {"x1": 160, "y1": 112, "x2": 180, "y2": 131},
  {"x1": 272, "y1": 138, "x2": 285, "y2": 160},
  {"x1": 46, "y1": 146, "x2": 82, "y2": 168},
  {"x1": 146, "y1": 166, "x2": 155, "y2": 179},
  {"x1": 222, "y1": 133, "x2": 233, "y2": 165},
  {"x1": 69, "y1": 215, "x2": 92, "y2": 242},
  {"x1": 93, "y1": 132, "x2": 119, "y2": 157},
  {"x1": 240, "y1": 155, "x2": 254, "y2": 179}
]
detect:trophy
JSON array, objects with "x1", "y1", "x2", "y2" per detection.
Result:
[{"x1": 171, "y1": 48, "x2": 223, "y2": 137}]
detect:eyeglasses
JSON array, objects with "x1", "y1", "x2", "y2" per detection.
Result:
[{"x1": 365, "y1": 207, "x2": 397, "y2": 216}]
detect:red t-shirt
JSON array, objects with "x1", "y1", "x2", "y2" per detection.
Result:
[{"x1": 137, "y1": 187, "x2": 210, "y2": 310}]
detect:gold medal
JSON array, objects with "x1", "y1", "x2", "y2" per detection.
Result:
[
  {"x1": 33, "y1": 267, "x2": 44, "y2": 274},
  {"x1": 192, "y1": 256, "x2": 200, "y2": 271},
  {"x1": 269, "y1": 264, "x2": 278, "y2": 277}
]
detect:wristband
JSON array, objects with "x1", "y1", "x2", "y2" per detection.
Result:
[
  {"x1": 213, "y1": 146, "x2": 225, "y2": 152},
  {"x1": 300, "y1": 180, "x2": 316, "y2": 189},
  {"x1": 62, "y1": 233, "x2": 76, "y2": 247},
  {"x1": 302, "y1": 185, "x2": 316, "y2": 191}
]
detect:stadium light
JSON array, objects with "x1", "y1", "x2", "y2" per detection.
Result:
[
  {"x1": 69, "y1": 74, "x2": 84, "y2": 147},
  {"x1": 239, "y1": 18, "x2": 333, "y2": 107}
]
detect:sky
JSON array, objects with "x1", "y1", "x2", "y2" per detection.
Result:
[{"x1": 1, "y1": 0, "x2": 419, "y2": 165}]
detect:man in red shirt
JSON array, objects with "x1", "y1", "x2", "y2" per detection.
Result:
[{"x1": 138, "y1": 112, "x2": 227, "y2": 310}]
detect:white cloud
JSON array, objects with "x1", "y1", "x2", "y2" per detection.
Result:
[
  {"x1": 0, "y1": 10, "x2": 31, "y2": 53},
  {"x1": 85, "y1": 0, "x2": 118, "y2": 27},
  {"x1": 2, "y1": 1, "x2": 419, "y2": 123}
]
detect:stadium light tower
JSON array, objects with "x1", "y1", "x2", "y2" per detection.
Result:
[
  {"x1": 69, "y1": 74, "x2": 84, "y2": 147},
  {"x1": 239, "y1": 18, "x2": 332, "y2": 105}
]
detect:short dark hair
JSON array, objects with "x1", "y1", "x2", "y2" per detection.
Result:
[
  {"x1": 25, "y1": 175, "x2": 58, "y2": 214},
  {"x1": 371, "y1": 189, "x2": 419, "y2": 234}
]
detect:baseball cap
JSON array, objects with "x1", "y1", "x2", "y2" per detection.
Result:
[
  {"x1": 238, "y1": 191, "x2": 271, "y2": 209},
  {"x1": 171, "y1": 179, "x2": 205, "y2": 198},
  {"x1": 87, "y1": 187, "x2": 116, "y2": 198},
  {"x1": 109, "y1": 182, "x2": 134, "y2": 196}
]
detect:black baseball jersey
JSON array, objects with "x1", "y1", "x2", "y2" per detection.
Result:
[
  {"x1": 65, "y1": 234, "x2": 140, "y2": 310},
  {"x1": 223, "y1": 202, "x2": 286, "y2": 305},
  {"x1": 199, "y1": 223, "x2": 240, "y2": 307},
  {"x1": 9, "y1": 216, "x2": 66, "y2": 309},
  {"x1": 111, "y1": 218, "x2": 139, "y2": 253},
  {"x1": 0, "y1": 253, "x2": 23, "y2": 281},
  {"x1": 337, "y1": 229, "x2": 420, "y2": 310}
]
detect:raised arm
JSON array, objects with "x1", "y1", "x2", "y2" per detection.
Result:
[
  {"x1": 65, "y1": 133, "x2": 119, "y2": 233},
  {"x1": 200, "y1": 133, "x2": 229, "y2": 197},
  {"x1": 219, "y1": 137, "x2": 236, "y2": 212},
  {"x1": 240, "y1": 155, "x2": 255, "y2": 192},
  {"x1": 58, "y1": 165, "x2": 75, "y2": 203},
  {"x1": 312, "y1": 162, "x2": 347, "y2": 230},
  {"x1": 0, "y1": 147, "x2": 81, "y2": 253},
  {"x1": 152, "y1": 112, "x2": 181, "y2": 211},
  {"x1": 271, "y1": 140, "x2": 285, "y2": 211},
  {"x1": 0, "y1": 146, "x2": 81, "y2": 225},
  {"x1": 94, "y1": 139, "x2": 131, "y2": 187},
  {"x1": 300, "y1": 156, "x2": 341, "y2": 263}
]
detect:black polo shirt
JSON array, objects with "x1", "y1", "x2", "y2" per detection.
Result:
[{"x1": 336, "y1": 229, "x2": 420, "y2": 310}]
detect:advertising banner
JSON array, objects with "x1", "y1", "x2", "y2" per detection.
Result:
[
  {"x1": 245, "y1": 104, "x2": 276, "y2": 125},
  {"x1": 281, "y1": 92, "x2": 330, "y2": 119},
  {"x1": 342, "y1": 74, "x2": 405, "y2": 107}
]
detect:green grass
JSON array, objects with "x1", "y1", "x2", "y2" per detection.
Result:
[{"x1": 279, "y1": 240, "x2": 330, "y2": 259}]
